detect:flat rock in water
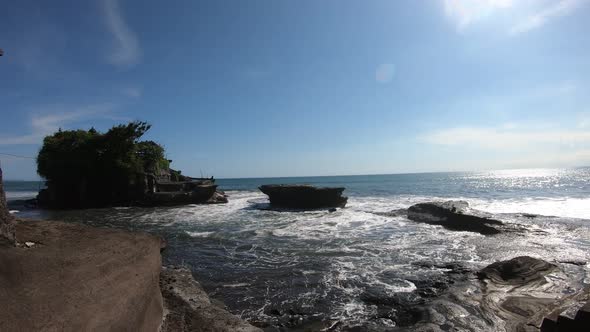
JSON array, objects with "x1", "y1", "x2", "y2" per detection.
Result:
[
  {"x1": 406, "y1": 200, "x2": 503, "y2": 235},
  {"x1": 259, "y1": 184, "x2": 348, "y2": 209},
  {"x1": 477, "y1": 256, "x2": 557, "y2": 285}
]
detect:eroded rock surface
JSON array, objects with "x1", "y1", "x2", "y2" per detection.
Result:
[
  {"x1": 0, "y1": 219, "x2": 163, "y2": 331},
  {"x1": 477, "y1": 256, "x2": 557, "y2": 285},
  {"x1": 396, "y1": 257, "x2": 589, "y2": 332},
  {"x1": 160, "y1": 266, "x2": 261, "y2": 332}
]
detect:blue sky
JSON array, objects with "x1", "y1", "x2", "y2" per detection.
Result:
[{"x1": 1, "y1": 0, "x2": 589, "y2": 179}]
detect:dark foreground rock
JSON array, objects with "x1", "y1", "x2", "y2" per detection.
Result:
[
  {"x1": 406, "y1": 200, "x2": 504, "y2": 235},
  {"x1": 259, "y1": 184, "x2": 348, "y2": 209},
  {"x1": 160, "y1": 266, "x2": 261, "y2": 332},
  {"x1": 395, "y1": 257, "x2": 589, "y2": 332},
  {"x1": 541, "y1": 293, "x2": 590, "y2": 332},
  {"x1": 0, "y1": 219, "x2": 163, "y2": 331},
  {"x1": 477, "y1": 256, "x2": 557, "y2": 285}
]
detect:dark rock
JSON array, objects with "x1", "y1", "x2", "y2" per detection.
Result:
[
  {"x1": 406, "y1": 201, "x2": 503, "y2": 235},
  {"x1": 556, "y1": 260, "x2": 587, "y2": 266},
  {"x1": 575, "y1": 300, "x2": 590, "y2": 323},
  {"x1": 160, "y1": 266, "x2": 261, "y2": 332},
  {"x1": 268, "y1": 308, "x2": 282, "y2": 316},
  {"x1": 360, "y1": 291, "x2": 426, "y2": 327},
  {"x1": 477, "y1": 256, "x2": 557, "y2": 285},
  {"x1": 376, "y1": 208, "x2": 407, "y2": 218},
  {"x1": 408, "y1": 262, "x2": 472, "y2": 299},
  {"x1": 142, "y1": 185, "x2": 220, "y2": 206},
  {"x1": 541, "y1": 296, "x2": 590, "y2": 332},
  {"x1": 259, "y1": 184, "x2": 347, "y2": 209}
]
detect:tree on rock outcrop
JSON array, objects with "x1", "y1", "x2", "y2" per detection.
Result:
[{"x1": 37, "y1": 121, "x2": 170, "y2": 208}]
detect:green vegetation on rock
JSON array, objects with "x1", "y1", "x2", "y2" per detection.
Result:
[{"x1": 37, "y1": 121, "x2": 170, "y2": 208}]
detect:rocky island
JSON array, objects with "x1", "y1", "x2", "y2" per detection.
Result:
[{"x1": 34, "y1": 121, "x2": 226, "y2": 209}]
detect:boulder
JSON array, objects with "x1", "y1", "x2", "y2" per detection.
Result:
[
  {"x1": 259, "y1": 184, "x2": 347, "y2": 209},
  {"x1": 407, "y1": 201, "x2": 503, "y2": 235},
  {"x1": 477, "y1": 256, "x2": 557, "y2": 285},
  {"x1": 208, "y1": 191, "x2": 229, "y2": 204}
]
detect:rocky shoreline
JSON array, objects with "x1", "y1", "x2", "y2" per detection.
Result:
[
  {"x1": 2, "y1": 176, "x2": 589, "y2": 331},
  {"x1": 160, "y1": 266, "x2": 261, "y2": 332},
  {"x1": 0, "y1": 218, "x2": 260, "y2": 332}
]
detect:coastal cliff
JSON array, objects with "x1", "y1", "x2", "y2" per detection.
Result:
[
  {"x1": 0, "y1": 218, "x2": 260, "y2": 331},
  {"x1": 0, "y1": 219, "x2": 164, "y2": 331}
]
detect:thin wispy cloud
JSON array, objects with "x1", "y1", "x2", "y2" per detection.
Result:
[
  {"x1": 423, "y1": 125, "x2": 590, "y2": 150},
  {"x1": 102, "y1": 0, "x2": 141, "y2": 67},
  {"x1": 0, "y1": 104, "x2": 116, "y2": 145},
  {"x1": 444, "y1": 0, "x2": 513, "y2": 30},
  {"x1": 422, "y1": 124, "x2": 590, "y2": 168},
  {"x1": 509, "y1": 0, "x2": 588, "y2": 35},
  {"x1": 444, "y1": 0, "x2": 587, "y2": 34}
]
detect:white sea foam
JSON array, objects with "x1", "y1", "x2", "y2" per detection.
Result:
[
  {"x1": 11, "y1": 185, "x2": 588, "y2": 330},
  {"x1": 186, "y1": 231, "x2": 215, "y2": 238},
  {"x1": 5, "y1": 191, "x2": 38, "y2": 200},
  {"x1": 470, "y1": 197, "x2": 590, "y2": 219}
]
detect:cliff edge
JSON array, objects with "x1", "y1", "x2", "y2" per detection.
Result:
[{"x1": 0, "y1": 219, "x2": 164, "y2": 331}]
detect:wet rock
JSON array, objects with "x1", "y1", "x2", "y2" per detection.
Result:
[
  {"x1": 143, "y1": 185, "x2": 224, "y2": 206},
  {"x1": 409, "y1": 262, "x2": 472, "y2": 299},
  {"x1": 160, "y1": 266, "x2": 261, "y2": 332},
  {"x1": 208, "y1": 190, "x2": 229, "y2": 204},
  {"x1": 259, "y1": 184, "x2": 348, "y2": 209},
  {"x1": 556, "y1": 260, "x2": 587, "y2": 266},
  {"x1": 360, "y1": 291, "x2": 426, "y2": 327},
  {"x1": 413, "y1": 261, "x2": 473, "y2": 275},
  {"x1": 406, "y1": 201, "x2": 503, "y2": 235},
  {"x1": 541, "y1": 295, "x2": 590, "y2": 332},
  {"x1": 477, "y1": 256, "x2": 557, "y2": 285},
  {"x1": 267, "y1": 308, "x2": 282, "y2": 316},
  {"x1": 376, "y1": 208, "x2": 407, "y2": 218}
]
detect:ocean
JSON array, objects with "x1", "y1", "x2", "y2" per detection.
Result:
[{"x1": 5, "y1": 168, "x2": 590, "y2": 330}]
